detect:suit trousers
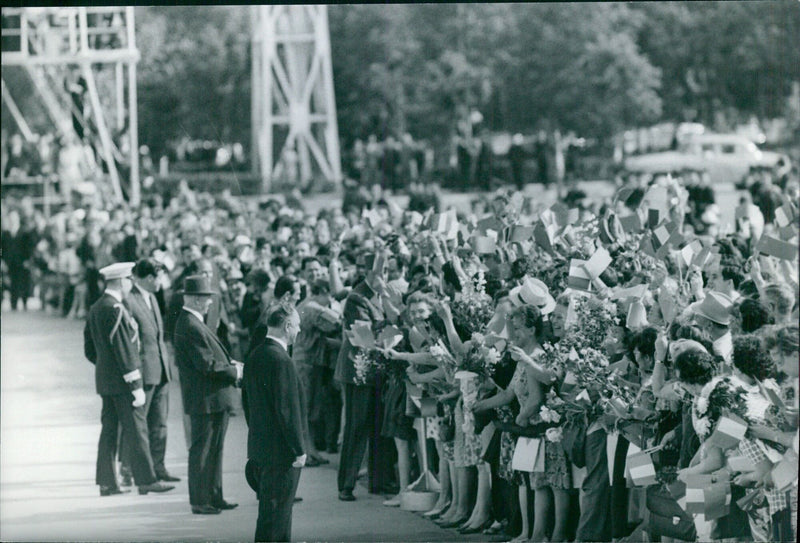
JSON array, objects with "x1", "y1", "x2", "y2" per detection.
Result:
[
  {"x1": 337, "y1": 383, "x2": 376, "y2": 492},
  {"x1": 575, "y1": 428, "x2": 612, "y2": 542},
  {"x1": 120, "y1": 381, "x2": 170, "y2": 476},
  {"x1": 255, "y1": 465, "x2": 301, "y2": 542},
  {"x1": 188, "y1": 411, "x2": 229, "y2": 506},
  {"x1": 96, "y1": 394, "x2": 156, "y2": 488},
  {"x1": 309, "y1": 365, "x2": 342, "y2": 450}
]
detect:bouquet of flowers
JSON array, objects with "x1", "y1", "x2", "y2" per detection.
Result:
[
  {"x1": 561, "y1": 296, "x2": 620, "y2": 350},
  {"x1": 429, "y1": 339, "x2": 458, "y2": 368},
  {"x1": 693, "y1": 378, "x2": 749, "y2": 441},
  {"x1": 450, "y1": 268, "x2": 494, "y2": 336},
  {"x1": 353, "y1": 350, "x2": 372, "y2": 385},
  {"x1": 458, "y1": 333, "x2": 503, "y2": 379}
]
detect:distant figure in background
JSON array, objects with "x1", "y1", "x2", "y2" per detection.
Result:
[
  {"x1": 474, "y1": 134, "x2": 492, "y2": 192},
  {"x1": 1, "y1": 209, "x2": 36, "y2": 310},
  {"x1": 508, "y1": 133, "x2": 527, "y2": 191},
  {"x1": 534, "y1": 130, "x2": 549, "y2": 185}
]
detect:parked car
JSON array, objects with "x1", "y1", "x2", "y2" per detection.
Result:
[{"x1": 624, "y1": 133, "x2": 786, "y2": 185}]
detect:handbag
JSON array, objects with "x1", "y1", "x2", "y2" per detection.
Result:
[
  {"x1": 511, "y1": 437, "x2": 545, "y2": 472},
  {"x1": 646, "y1": 484, "x2": 697, "y2": 542}
]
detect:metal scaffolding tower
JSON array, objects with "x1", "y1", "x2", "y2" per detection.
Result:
[
  {"x1": 1, "y1": 6, "x2": 140, "y2": 205},
  {"x1": 251, "y1": 5, "x2": 341, "y2": 192}
]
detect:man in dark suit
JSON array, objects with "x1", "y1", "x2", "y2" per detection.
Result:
[
  {"x1": 334, "y1": 252, "x2": 398, "y2": 501},
  {"x1": 243, "y1": 304, "x2": 306, "y2": 542},
  {"x1": 119, "y1": 259, "x2": 180, "y2": 482},
  {"x1": 84, "y1": 262, "x2": 175, "y2": 497},
  {"x1": 173, "y1": 275, "x2": 243, "y2": 515}
]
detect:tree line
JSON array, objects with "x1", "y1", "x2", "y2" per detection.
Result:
[{"x1": 3, "y1": 3, "x2": 799, "y2": 160}]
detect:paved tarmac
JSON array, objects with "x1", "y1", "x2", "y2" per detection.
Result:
[{"x1": 0, "y1": 310, "x2": 472, "y2": 542}]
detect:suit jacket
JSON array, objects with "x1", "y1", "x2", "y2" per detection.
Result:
[
  {"x1": 166, "y1": 290, "x2": 230, "y2": 350},
  {"x1": 334, "y1": 280, "x2": 385, "y2": 386},
  {"x1": 173, "y1": 309, "x2": 239, "y2": 414},
  {"x1": 243, "y1": 338, "x2": 305, "y2": 469},
  {"x1": 84, "y1": 292, "x2": 142, "y2": 395},
  {"x1": 126, "y1": 286, "x2": 171, "y2": 386}
]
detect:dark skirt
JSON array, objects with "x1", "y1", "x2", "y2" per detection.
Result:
[{"x1": 380, "y1": 375, "x2": 416, "y2": 442}]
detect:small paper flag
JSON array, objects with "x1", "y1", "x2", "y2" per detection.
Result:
[{"x1": 755, "y1": 235, "x2": 798, "y2": 261}]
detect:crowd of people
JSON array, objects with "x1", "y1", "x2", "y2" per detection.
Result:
[{"x1": 1, "y1": 155, "x2": 798, "y2": 542}]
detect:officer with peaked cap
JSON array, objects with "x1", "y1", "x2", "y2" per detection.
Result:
[{"x1": 84, "y1": 262, "x2": 175, "y2": 497}]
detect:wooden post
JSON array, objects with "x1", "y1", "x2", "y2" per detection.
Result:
[
  {"x1": 319, "y1": 5, "x2": 341, "y2": 185},
  {"x1": 1, "y1": 79, "x2": 35, "y2": 142},
  {"x1": 128, "y1": 60, "x2": 139, "y2": 206},
  {"x1": 43, "y1": 175, "x2": 51, "y2": 219},
  {"x1": 78, "y1": 8, "x2": 90, "y2": 52},
  {"x1": 126, "y1": 7, "x2": 140, "y2": 206},
  {"x1": 115, "y1": 62, "x2": 125, "y2": 130}
]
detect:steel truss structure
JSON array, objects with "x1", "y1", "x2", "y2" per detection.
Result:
[
  {"x1": 251, "y1": 5, "x2": 341, "y2": 192},
  {"x1": 2, "y1": 6, "x2": 140, "y2": 205}
]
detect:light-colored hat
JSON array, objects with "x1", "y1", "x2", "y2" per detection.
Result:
[
  {"x1": 691, "y1": 291, "x2": 733, "y2": 326},
  {"x1": 509, "y1": 276, "x2": 556, "y2": 315},
  {"x1": 99, "y1": 262, "x2": 135, "y2": 280},
  {"x1": 233, "y1": 234, "x2": 252, "y2": 247}
]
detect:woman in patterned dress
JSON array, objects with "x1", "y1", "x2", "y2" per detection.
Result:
[{"x1": 473, "y1": 304, "x2": 562, "y2": 542}]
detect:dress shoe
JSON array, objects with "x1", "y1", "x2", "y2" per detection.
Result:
[
  {"x1": 438, "y1": 517, "x2": 469, "y2": 529},
  {"x1": 305, "y1": 456, "x2": 321, "y2": 467},
  {"x1": 157, "y1": 472, "x2": 181, "y2": 482},
  {"x1": 211, "y1": 500, "x2": 238, "y2": 510},
  {"x1": 138, "y1": 482, "x2": 175, "y2": 495},
  {"x1": 338, "y1": 490, "x2": 356, "y2": 501},
  {"x1": 293, "y1": 496, "x2": 303, "y2": 503},
  {"x1": 192, "y1": 505, "x2": 221, "y2": 515},
  {"x1": 100, "y1": 486, "x2": 129, "y2": 496},
  {"x1": 483, "y1": 521, "x2": 506, "y2": 535},
  {"x1": 310, "y1": 454, "x2": 329, "y2": 465},
  {"x1": 423, "y1": 502, "x2": 450, "y2": 519}
]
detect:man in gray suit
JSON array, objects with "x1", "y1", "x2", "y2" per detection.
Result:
[{"x1": 120, "y1": 259, "x2": 180, "y2": 482}]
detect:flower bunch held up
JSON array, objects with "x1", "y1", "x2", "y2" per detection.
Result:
[
  {"x1": 450, "y1": 267, "x2": 494, "y2": 336},
  {"x1": 692, "y1": 378, "x2": 749, "y2": 441},
  {"x1": 458, "y1": 332, "x2": 503, "y2": 379}
]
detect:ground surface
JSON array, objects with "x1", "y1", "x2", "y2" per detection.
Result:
[{"x1": 0, "y1": 309, "x2": 479, "y2": 542}]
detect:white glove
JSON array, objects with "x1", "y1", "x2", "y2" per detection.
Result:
[
  {"x1": 292, "y1": 454, "x2": 307, "y2": 468},
  {"x1": 234, "y1": 361, "x2": 244, "y2": 382},
  {"x1": 131, "y1": 388, "x2": 146, "y2": 407}
]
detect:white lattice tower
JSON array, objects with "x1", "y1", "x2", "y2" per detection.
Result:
[
  {"x1": 1, "y1": 6, "x2": 140, "y2": 205},
  {"x1": 251, "y1": 5, "x2": 341, "y2": 192}
]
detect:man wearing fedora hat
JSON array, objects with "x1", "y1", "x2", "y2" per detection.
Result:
[
  {"x1": 690, "y1": 290, "x2": 734, "y2": 366},
  {"x1": 84, "y1": 262, "x2": 175, "y2": 497},
  {"x1": 173, "y1": 275, "x2": 243, "y2": 515}
]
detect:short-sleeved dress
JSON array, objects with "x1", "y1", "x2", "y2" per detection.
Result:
[{"x1": 509, "y1": 355, "x2": 571, "y2": 490}]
